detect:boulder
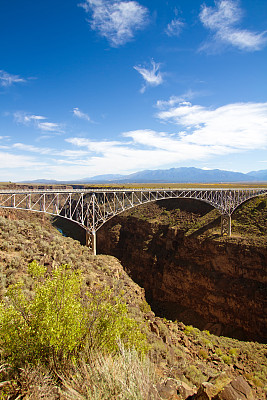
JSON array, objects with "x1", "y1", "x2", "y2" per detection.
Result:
[
  {"x1": 156, "y1": 378, "x2": 180, "y2": 399},
  {"x1": 195, "y1": 375, "x2": 255, "y2": 400},
  {"x1": 177, "y1": 381, "x2": 196, "y2": 398},
  {"x1": 215, "y1": 376, "x2": 255, "y2": 400}
]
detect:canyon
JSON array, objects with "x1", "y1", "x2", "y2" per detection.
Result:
[
  {"x1": 96, "y1": 198, "x2": 266, "y2": 343},
  {"x1": 0, "y1": 196, "x2": 266, "y2": 399}
]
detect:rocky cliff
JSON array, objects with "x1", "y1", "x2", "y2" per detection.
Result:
[{"x1": 97, "y1": 200, "x2": 267, "y2": 343}]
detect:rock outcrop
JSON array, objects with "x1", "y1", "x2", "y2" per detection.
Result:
[{"x1": 195, "y1": 375, "x2": 256, "y2": 400}]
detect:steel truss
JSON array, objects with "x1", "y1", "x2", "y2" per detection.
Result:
[{"x1": 0, "y1": 188, "x2": 266, "y2": 253}]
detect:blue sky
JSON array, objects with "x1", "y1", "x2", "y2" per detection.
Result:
[{"x1": 0, "y1": 0, "x2": 267, "y2": 181}]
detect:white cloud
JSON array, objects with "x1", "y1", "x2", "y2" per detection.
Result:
[
  {"x1": 165, "y1": 19, "x2": 184, "y2": 37},
  {"x1": 79, "y1": 0, "x2": 148, "y2": 47},
  {"x1": 199, "y1": 0, "x2": 267, "y2": 51},
  {"x1": 157, "y1": 101, "x2": 267, "y2": 150},
  {"x1": 73, "y1": 107, "x2": 91, "y2": 121},
  {"x1": 13, "y1": 143, "x2": 88, "y2": 159},
  {"x1": 64, "y1": 129, "x2": 233, "y2": 178},
  {"x1": 0, "y1": 151, "x2": 46, "y2": 169},
  {"x1": 134, "y1": 60, "x2": 163, "y2": 93},
  {"x1": 13, "y1": 143, "x2": 51, "y2": 154},
  {"x1": 156, "y1": 90, "x2": 198, "y2": 109},
  {"x1": 0, "y1": 136, "x2": 10, "y2": 149},
  {"x1": 58, "y1": 149, "x2": 89, "y2": 157},
  {"x1": 0, "y1": 70, "x2": 26, "y2": 87},
  {"x1": 14, "y1": 112, "x2": 64, "y2": 133},
  {"x1": 61, "y1": 101, "x2": 267, "y2": 176},
  {"x1": 3, "y1": 101, "x2": 267, "y2": 180},
  {"x1": 37, "y1": 122, "x2": 62, "y2": 132},
  {"x1": 66, "y1": 137, "x2": 123, "y2": 153}
]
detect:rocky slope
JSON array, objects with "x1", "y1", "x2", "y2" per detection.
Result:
[{"x1": 0, "y1": 206, "x2": 266, "y2": 399}]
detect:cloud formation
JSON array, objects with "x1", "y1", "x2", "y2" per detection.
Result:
[
  {"x1": 61, "y1": 101, "x2": 267, "y2": 177},
  {"x1": 199, "y1": 0, "x2": 267, "y2": 51},
  {"x1": 13, "y1": 143, "x2": 89, "y2": 158},
  {"x1": 156, "y1": 101, "x2": 267, "y2": 150},
  {"x1": 0, "y1": 70, "x2": 26, "y2": 87},
  {"x1": 14, "y1": 112, "x2": 64, "y2": 134},
  {"x1": 156, "y1": 90, "x2": 199, "y2": 109},
  {"x1": 165, "y1": 19, "x2": 184, "y2": 37},
  {"x1": 6, "y1": 100, "x2": 266, "y2": 180},
  {"x1": 73, "y1": 107, "x2": 91, "y2": 121},
  {"x1": 5, "y1": 101, "x2": 267, "y2": 180},
  {"x1": 80, "y1": 0, "x2": 148, "y2": 46},
  {"x1": 134, "y1": 60, "x2": 163, "y2": 93},
  {"x1": 0, "y1": 151, "x2": 46, "y2": 169}
]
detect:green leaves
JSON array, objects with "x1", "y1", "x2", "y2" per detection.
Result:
[{"x1": 0, "y1": 262, "x2": 148, "y2": 369}]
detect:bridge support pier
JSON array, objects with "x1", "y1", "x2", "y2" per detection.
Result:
[
  {"x1": 221, "y1": 214, "x2": 231, "y2": 236},
  {"x1": 86, "y1": 230, "x2": 97, "y2": 255}
]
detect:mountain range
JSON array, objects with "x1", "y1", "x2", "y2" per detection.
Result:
[{"x1": 22, "y1": 167, "x2": 267, "y2": 184}]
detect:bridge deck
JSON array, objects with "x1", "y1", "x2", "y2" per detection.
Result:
[{"x1": 0, "y1": 187, "x2": 266, "y2": 254}]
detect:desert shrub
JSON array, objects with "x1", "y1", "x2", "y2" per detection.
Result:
[
  {"x1": 184, "y1": 325, "x2": 198, "y2": 337},
  {"x1": 184, "y1": 364, "x2": 205, "y2": 385},
  {"x1": 150, "y1": 340, "x2": 167, "y2": 360},
  {"x1": 251, "y1": 375, "x2": 264, "y2": 388},
  {"x1": 215, "y1": 347, "x2": 223, "y2": 357},
  {"x1": 61, "y1": 345, "x2": 157, "y2": 400},
  {"x1": 0, "y1": 261, "x2": 148, "y2": 369},
  {"x1": 139, "y1": 300, "x2": 151, "y2": 314},
  {"x1": 0, "y1": 241, "x2": 11, "y2": 251},
  {"x1": 198, "y1": 349, "x2": 208, "y2": 359},
  {"x1": 1, "y1": 346, "x2": 158, "y2": 400},
  {"x1": 229, "y1": 347, "x2": 239, "y2": 357},
  {"x1": 221, "y1": 355, "x2": 231, "y2": 364},
  {"x1": 5, "y1": 267, "x2": 18, "y2": 286},
  {"x1": 202, "y1": 338, "x2": 213, "y2": 349}
]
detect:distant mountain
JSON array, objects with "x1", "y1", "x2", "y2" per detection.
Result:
[
  {"x1": 21, "y1": 179, "x2": 60, "y2": 184},
  {"x1": 20, "y1": 168, "x2": 267, "y2": 184},
  {"x1": 247, "y1": 169, "x2": 267, "y2": 181},
  {"x1": 80, "y1": 174, "x2": 125, "y2": 182},
  {"x1": 120, "y1": 167, "x2": 251, "y2": 183}
]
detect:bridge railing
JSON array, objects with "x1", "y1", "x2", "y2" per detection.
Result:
[{"x1": 0, "y1": 187, "x2": 266, "y2": 254}]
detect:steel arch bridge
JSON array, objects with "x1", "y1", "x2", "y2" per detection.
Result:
[{"x1": 0, "y1": 187, "x2": 266, "y2": 254}]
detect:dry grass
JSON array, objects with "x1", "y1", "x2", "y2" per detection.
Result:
[
  {"x1": 60, "y1": 346, "x2": 159, "y2": 400},
  {"x1": 0, "y1": 347, "x2": 159, "y2": 400}
]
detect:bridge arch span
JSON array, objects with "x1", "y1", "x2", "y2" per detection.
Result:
[
  {"x1": 92, "y1": 195, "x2": 215, "y2": 232},
  {"x1": 0, "y1": 187, "x2": 266, "y2": 254}
]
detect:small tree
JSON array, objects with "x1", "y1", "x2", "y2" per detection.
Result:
[{"x1": 0, "y1": 261, "x2": 148, "y2": 369}]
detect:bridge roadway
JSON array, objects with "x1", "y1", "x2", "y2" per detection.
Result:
[{"x1": 0, "y1": 187, "x2": 266, "y2": 254}]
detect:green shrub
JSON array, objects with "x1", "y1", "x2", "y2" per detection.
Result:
[
  {"x1": 215, "y1": 347, "x2": 223, "y2": 357},
  {"x1": 184, "y1": 325, "x2": 197, "y2": 337},
  {"x1": 0, "y1": 261, "x2": 148, "y2": 369},
  {"x1": 229, "y1": 347, "x2": 239, "y2": 357},
  {"x1": 198, "y1": 349, "x2": 209, "y2": 359},
  {"x1": 139, "y1": 300, "x2": 151, "y2": 314},
  {"x1": 221, "y1": 355, "x2": 232, "y2": 365},
  {"x1": 184, "y1": 364, "x2": 205, "y2": 385},
  {"x1": 201, "y1": 338, "x2": 213, "y2": 349}
]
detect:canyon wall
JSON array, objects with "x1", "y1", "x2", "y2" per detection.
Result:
[{"x1": 97, "y1": 215, "x2": 267, "y2": 342}]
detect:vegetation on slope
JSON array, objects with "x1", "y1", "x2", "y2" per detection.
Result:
[
  {"x1": 0, "y1": 207, "x2": 266, "y2": 399},
  {"x1": 123, "y1": 195, "x2": 267, "y2": 243}
]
